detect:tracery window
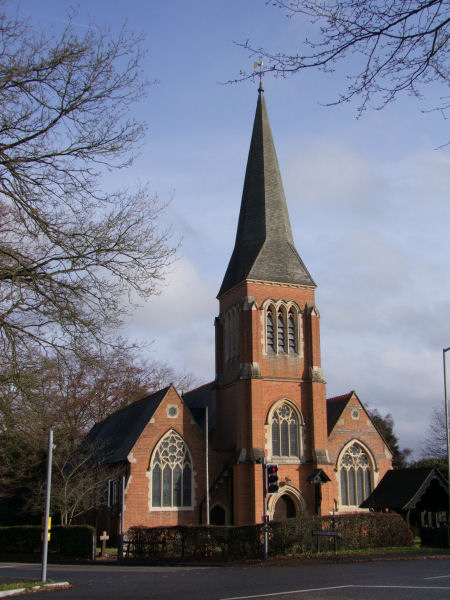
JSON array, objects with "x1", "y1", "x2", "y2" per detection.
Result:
[
  {"x1": 271, "y1": 403, "x2": 301, "y2": 458},
  {"x1": 264, "y1": 301, "x2": 301, "y2": 355},
  {"x1": 150, "y1": 430, "x2": 193, "y2": 508},
  {"x1": 339, "y1": 443, "x2": 373, "y2": 506}
]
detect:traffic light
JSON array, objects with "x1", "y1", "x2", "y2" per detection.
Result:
[{"x1": 266, "y1": 463, "x2": 279, "y2": 494}]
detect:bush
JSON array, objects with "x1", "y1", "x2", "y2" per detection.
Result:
[
  {"x1": 51, "y1": 526, "x2": 96, "y2": 559},
  {"x1": 0, "y1": 526, "x2": 41, "y2": 554},
  {"x1": 0, "y1": 525, "x2": 96, "y2": 559},
  {"x1": 271, "y1": 513, "x2": 413, "y2": 554},
  {"x1": 127, "y1": 514, "x2": 413, "y2": 560},
  {"x1": 126, "y1": 524, "x2": 264, "y2": 560}
]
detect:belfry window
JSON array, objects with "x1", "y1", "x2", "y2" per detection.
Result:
[
  {"x1": 288, "y1": 311, "x2": 296, "y2": 352},
  {"x1": 150, "y1": 430, "x2": 193, "y2": 508},
  {"x1": 271, "y1": 403, "x2": 301, "y2": 458},
  {"x1": 267, "y1": 307, "x2": 275, "y2": 351},
  {"x1": 339, "y1": 443, "x2": 373, "y2": 506},
  {"x1": 265, "y1": 302, "x2": 301, "y2": 355},
  {"x1": 277, "y1": 310, "x2": 285, "y2": 352}
]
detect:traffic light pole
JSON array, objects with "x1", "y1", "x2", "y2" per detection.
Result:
[{"x1": 262, "y1": 459, "x2": 268, "y2": 560}]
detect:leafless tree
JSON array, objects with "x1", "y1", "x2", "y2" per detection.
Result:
[
  {"x1": 237, "y1": 1, "x2": 449, "y2": 118},
  {"x1": 0, "y1": 5, "x2": 175, "y2": 364},
  {"x1": 422, "y1": 405, "x2": 447, "y2": 459},
  {"x1": 0, "y1": 346, "x2": 197, "y2": 521}
]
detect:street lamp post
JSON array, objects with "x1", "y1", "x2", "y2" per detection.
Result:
[{"x1": 443, "y1": 347, "x2": 450, "y2": 545}]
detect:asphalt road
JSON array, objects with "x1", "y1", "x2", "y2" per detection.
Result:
[{"x1": 2, "y1": 558, "x2": 450, "y2": 599}]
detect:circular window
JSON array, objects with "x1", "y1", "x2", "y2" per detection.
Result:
[
  {"x1": 167, "y1": 405, "x2": 178, "y2": 418},
  {"x1": 351, "y1": 409, "x2": 359, "y2": 420}
]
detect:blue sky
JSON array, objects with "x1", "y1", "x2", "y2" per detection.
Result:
[{"x1": 13, "y1": 0, "x2": 450, "y2": 455}]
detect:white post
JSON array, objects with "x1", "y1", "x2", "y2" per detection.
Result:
[
  {"x1": 205, "y1": 406, "x2": 210, "y2": 525},
  {"x1": 41, "y1": 429, "x2": 53, "y2": 583}
]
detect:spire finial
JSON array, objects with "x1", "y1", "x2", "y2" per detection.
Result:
[{"x1": 253, "y1": 58, "x2": 264, "y2": 93}]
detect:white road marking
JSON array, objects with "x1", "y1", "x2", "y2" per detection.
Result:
[
  {"x1": 220, "y1": 586, "x2": 351, "y2": 599},
  {"x1": 220, "y1": 584, "x2": 450, "y2": 600},
  {"x1": 424, "y1": 575, "x2": 450, "y2": 580}
]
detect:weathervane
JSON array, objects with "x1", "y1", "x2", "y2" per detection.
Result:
[{"x1": 253, "y1": 58, "x2": 264, "y2": 92}]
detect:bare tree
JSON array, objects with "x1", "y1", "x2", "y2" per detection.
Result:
[
  {"x1": 0, "y1": 6, "x2": 175, "y2": 363},
  {"x1": 0, "y1": 346, "x2": 197, "y2": 521},
  {"x1": 422, "y1": 405, "x2": 447, "y2": 459},
  {"x1": 237, "y1": 1, "x2": 449, "y2": 118}
]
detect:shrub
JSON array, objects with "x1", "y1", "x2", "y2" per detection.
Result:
[
  {"x1": 0, "y1": 525, "x2": 96, "y2": 559},
  {"x1": 271, "y1": 513, "x2": 413, "y2": 554},
  {"x1": 126, "y1": 524, "x2": 265, "y2": 559},
  {"x1": 0, "y1": 526, "x2": 41, "y2": 554},
  {"x1": 51, "y1": 526, "x2": 96, "y2": 558}
]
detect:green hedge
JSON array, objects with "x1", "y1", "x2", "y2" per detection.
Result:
[
  {"x1": 0, "y1": 525, "x2": 96, "y2": 558},
  {"x1": 270, "y1": 513, "x2": 414, "y2": 554},
  {"x1": 127, "y1": 513, "x2": 413, "y2": 560}
]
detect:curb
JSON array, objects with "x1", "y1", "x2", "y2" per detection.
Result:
[{"x1": 0, "y1": 582, "x2": 70, "y2": 597}]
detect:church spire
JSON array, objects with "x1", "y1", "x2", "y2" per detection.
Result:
[{"x1": 218, "y1": 89, "x2": 315, "y2": 298}]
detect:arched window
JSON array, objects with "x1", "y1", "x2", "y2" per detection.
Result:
[
  {"x1": 339, "y1": 443, "x2": 373, "y2": 506},
  {"x1": 150, "y1": 430, "x2": 193, "y2": 508},
  {"x1": 271, "y1": 403, "x2": 301, "y2": 458},
  {"x1": 264, "y1": 302, "x2": 301, "y2": 355},
  {"x1": 266, "y1": 307, "x2": 275, "y2": 351},
  {"x1": 277, "y1": 309, "x2": 286, "y2": 352},
  {"x1": 288, "y1": 310, "x2": 296, "y2": 352}
]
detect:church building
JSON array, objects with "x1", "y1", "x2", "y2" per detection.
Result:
[{"x1": 87, "y1": 87, "x2": 392, "y2": 530}]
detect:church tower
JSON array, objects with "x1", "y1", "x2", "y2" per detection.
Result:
[{"x1": 214, "y1": 87, "x2": 332, "y2": 524}]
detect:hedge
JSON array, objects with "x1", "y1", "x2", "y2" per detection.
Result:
[
  {"x1": 0, "y1": 525, "x2": 96, "y2": 559},
  {"x1": 126, "y1": 513, "x2": 413, "y2": 559},
  {"x1": 270, "y1": 513, "x2": 414, "y2": 555}
]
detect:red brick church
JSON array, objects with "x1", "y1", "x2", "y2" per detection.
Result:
[{"x1": 87, "y1": 87, "x2": 392, "y2": 531}]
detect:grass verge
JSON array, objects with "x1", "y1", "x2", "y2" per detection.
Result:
[{"x1": 0, "y1": 581, "x2": 41, "y2": 592}]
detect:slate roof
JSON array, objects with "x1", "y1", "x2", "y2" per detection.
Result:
[
  {"x1": 183, "y1": 381, "x2": 214, "y2": 434},
  {"x1": 326, "y1": 392, "x2": 354, "y2": 435},
  {"x1": 84, "y1": 386, "x2": 170, "y2": 465},
  {"x1": 218, "y1": 88, "x2": 315, "y2": 298},
  {"x1": 360, "y1": 468, "x2": 448, "y2": 510}
]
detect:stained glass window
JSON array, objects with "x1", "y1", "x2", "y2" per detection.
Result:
[
  {"x1": 271, "y1": 404, "x2": 301, "y2": 458},
  {"x1": 339, "y1": 443, "x2": 373, "y2": 506},
  {"x1": 150, "y1": 431, "x2": 193, "y2": 508}
]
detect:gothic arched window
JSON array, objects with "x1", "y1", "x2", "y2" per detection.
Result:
[
  {"x1": 271, "y1": 403, "x2": 301, "y2": 458},
  {"x1": 150, "y1": 430, "x2": 193, "y2": 508},
  {"x1": 288, "y1": 310, "x2": 296, "y2": 352},
  {"x1": 338, "y1": 443, "x2": 373, "y2": 506},
  {"x1": 277, "y1": 309, "x2": 286, "y2": 352},
  {"x1": 265, "y1": 302, "x2": 301, "y2": 355},
  {"x1": 266, "y1": 307, "x2": 275, "y2": 351}
]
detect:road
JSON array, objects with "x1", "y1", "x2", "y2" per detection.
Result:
[{"x1": 1, "y1": 558, "x2": 450, "y2": 599}]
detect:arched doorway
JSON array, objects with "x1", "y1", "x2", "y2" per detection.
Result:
[
  {"x1": 273, "y1": 494, "x2": 296, "y2": 521},
  {"x1": 210, "y1": 505, "x2": 226, "y2": 525}
]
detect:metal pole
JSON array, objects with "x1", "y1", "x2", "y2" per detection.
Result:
[
  {"x1": 205, "y1": 406, "x2": 210, "y2": 525},
  {"x1": 443, "y1": 347, "x2": 450, "y2": 546},
  {"x1": 41, "y1": 429, "x2": 53, "y2": 583},
  {"x1": 262, "y1": 458, "x2": 268, "y2": 559},
  {"x1": 118, "y1": 475, "x2": 126, "y2": 560}
]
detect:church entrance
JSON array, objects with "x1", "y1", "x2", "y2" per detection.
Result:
[{"x1": 273, "y1": 494, "x2": 297, "y2": 521}]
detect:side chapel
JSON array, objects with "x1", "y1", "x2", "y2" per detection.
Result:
[{"x1": 87, "y1": 87, "x2": 392, "y2": 532}]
